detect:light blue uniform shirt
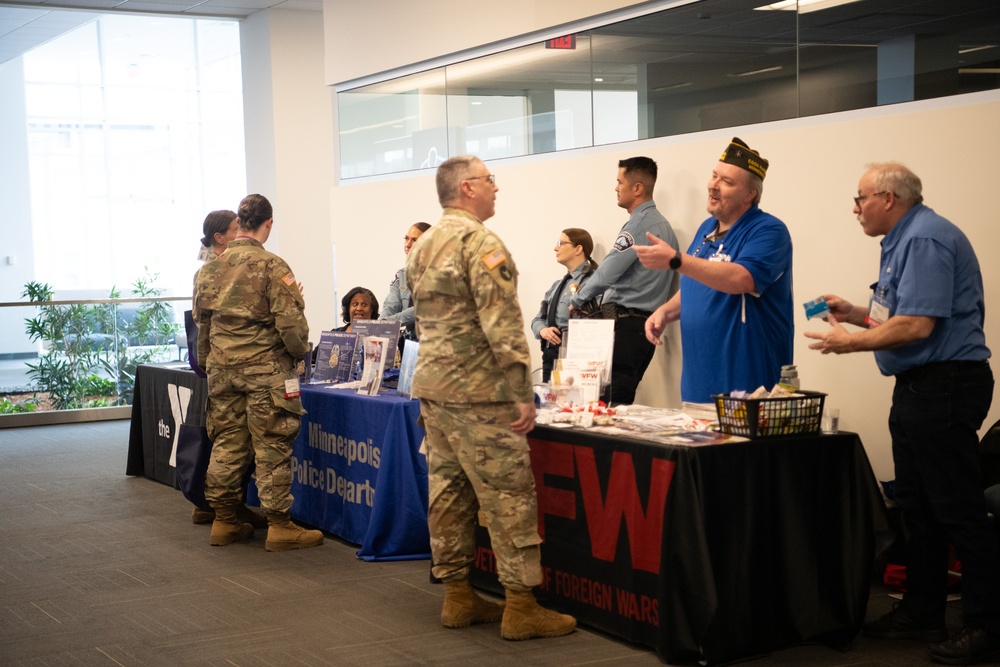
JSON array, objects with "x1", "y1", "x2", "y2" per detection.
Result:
[
  {"x1": 571, "y1": 200, "x2": 679, "y2": 313},
  {"x1": 872, "y1": 204, "x2": 990, "y2": 376}
]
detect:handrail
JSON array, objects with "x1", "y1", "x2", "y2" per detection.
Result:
[{"x1": 0, "y1": 295, "x2": 191, "y2": 308}]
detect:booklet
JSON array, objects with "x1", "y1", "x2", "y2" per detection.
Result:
[
  {"x1": 357, "y1": 336, "x2": 391, "y2": 395},
  {"x1": 397, "y1": 339, "x2": 419, "y2": 398},
  {"x1": 566, "y1": 319, "x2": 615, "y2": 388},
  {"x1": 298, "y1": 342, "x2": 313, "y2": 384},
  {"x1": 313, "y1": 330, "x2": 358, "y2": 383},
  {"x1": 550, "y1": 358, "x2": 605, "y2": 405},
  {"x1": 350, "y1": 320, "x2": 402, "y2": 370}
]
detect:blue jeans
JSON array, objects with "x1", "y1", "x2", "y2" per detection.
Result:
[{"x1": 890, "y1": 361, "x2": 1000, "y2": 629}]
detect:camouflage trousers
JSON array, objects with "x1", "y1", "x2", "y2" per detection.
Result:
[
  {"x1": 419, "y1": 399, "x2": 543, "y2": 591},
  {"x1": 205, "y1": 357, "x2": 304, "y2": 514}
]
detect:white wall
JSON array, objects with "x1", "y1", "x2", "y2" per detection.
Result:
[
  {"x1": 241, "y1": 8, "x2": 337, "y2": 333},
  {"x1": 323, "y1": 0, "x2": 654, "y2": 85},
  {"x1": 0, "y1": 55, "x2": 38, "y2": 357},
  {"x1": 325, "y1": 91, "x2": 1000, "y2": 482}
]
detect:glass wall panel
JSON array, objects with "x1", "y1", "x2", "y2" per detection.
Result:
[
  {"x1": 337, "y1": 0, "x2": 1000, "y2": 180},
  {"x1": 338, "y1": 69, "x2": 448, "y2": 178}
]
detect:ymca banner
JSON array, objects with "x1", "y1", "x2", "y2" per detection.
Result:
[{"x1": 126, "y1": 363, "x2": 208, "y2": 487}]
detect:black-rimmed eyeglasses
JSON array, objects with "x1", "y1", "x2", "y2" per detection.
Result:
[{"x1": 854, "y1": 191, "x2": 889, "y2": 206}]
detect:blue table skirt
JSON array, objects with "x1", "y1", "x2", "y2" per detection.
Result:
[{"x1": 254, "y1": 385, "x2": 430, "y2": 561}]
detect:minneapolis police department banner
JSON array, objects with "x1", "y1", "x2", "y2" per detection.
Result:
[{"x1": 288, "y1": 386, "x2": 429, "y2": 561}]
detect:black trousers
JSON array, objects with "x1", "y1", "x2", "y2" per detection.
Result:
[
  {"x1": 602, "y1": 315, "x2": 655, "y2": 406},
  {"x1": 890, "y1": 360, "x2": 1000, "y2": 630}
]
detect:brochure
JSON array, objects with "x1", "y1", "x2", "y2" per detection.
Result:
[
  {"x1": 298, "y1": 342, "x2": 313, "y2": 384},
  {"x1": 357, "y1": 336, "x2": 390, "y2": 395},
  {"x1": 313, "y1": 330, "x2": 358, "y2": 383},
  {"x1": 350, "y1": 319, "x2": 402, "y2": 371},
  {"x1": 550, "y1": 358, "x2": 605, "y2": 405},
  {"x1": 397, "y1": 339, "x2": 419, "y2": 398},
  {"x1": 565, "y1": 319, "x2": 615, "y2": 388}
]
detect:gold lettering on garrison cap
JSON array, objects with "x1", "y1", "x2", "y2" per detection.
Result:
[{"x1": 719, "y1": 136, "x2": 769, "y2": 180}]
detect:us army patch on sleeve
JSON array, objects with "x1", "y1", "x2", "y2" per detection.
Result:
[
  {"x1": 481, "y1": 248, "x2": 506, "y2": 270},
  {"x1": 281, "y1": 273, "x2": 296, "y2": 287}
]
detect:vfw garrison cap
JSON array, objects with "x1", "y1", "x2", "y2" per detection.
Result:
[{"x1": 719, "y1": 137, "x2": 768, "y2": 180}]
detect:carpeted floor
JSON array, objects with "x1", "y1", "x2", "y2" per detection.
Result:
[{"x1": 0, "y1": 420, "x2": 964, "y2": 666}]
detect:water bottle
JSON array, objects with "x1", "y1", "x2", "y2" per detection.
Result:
[{"x1": 779, "y1": 364, "x2": 800, "y2": 391}]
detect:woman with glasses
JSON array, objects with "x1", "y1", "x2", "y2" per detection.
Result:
[{"x1": 530, "y1": 228, "x2": 598, "y2": 382}]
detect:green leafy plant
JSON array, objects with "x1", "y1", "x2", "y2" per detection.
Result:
[
  {"x1": 0, "y1": 397, "x2": 38, "y2": 414},
  {"x1": 22, "y1": 269, "x2": 179, "y2": 410}
]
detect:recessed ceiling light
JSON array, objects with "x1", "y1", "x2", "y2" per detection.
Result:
[{"x1": 594, "y1": 77, "x2": 604, "y2": 82}]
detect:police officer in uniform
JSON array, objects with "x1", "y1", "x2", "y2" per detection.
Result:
[
  {"x1": 530, "y1": 228, "x2": 598, "y2": 382},
  {"x1": 570, "y1": 156, "x2": 678, "y2": 405},
  {"x1": 407, "y1": 155, "x2": 576, "y2": 640},
  {"x1": 195, "y1": 193, "x2": 323, "y2": 552}
]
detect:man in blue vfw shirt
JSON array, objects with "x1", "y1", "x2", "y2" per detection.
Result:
[{"x1": 637, "y1": 137, "x2": 794, "y2": 403}]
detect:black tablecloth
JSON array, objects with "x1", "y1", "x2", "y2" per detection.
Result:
[
  {"x1": 473, "y1": 426, "x2": 889, "y2": 665},
  {"x1": 126, "y1": 363, "x2": 208, "y2": 487}
]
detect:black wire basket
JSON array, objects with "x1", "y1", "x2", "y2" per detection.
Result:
[{"x1": 713, "y1": 390, "x2": 827, "y2": 438}]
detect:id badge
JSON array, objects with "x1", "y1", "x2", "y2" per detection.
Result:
[
  {"x1": 866, "y1": 293, "x2": 890, "y2": 328},
  {"x1": 284, "y1": 377, "x2": 301, "y2": 398}
]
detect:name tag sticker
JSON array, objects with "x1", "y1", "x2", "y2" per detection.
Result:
[
  {"x1": 867, "y1": 294, "x2": 890, "y2": 328},
  {"x1": 284, "y1": 378, "x2": 301, "y2": 398}
]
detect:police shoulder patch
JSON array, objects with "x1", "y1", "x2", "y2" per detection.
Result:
[{"x1": 613, "y1": 231, "x2": 635, "y2": 252}]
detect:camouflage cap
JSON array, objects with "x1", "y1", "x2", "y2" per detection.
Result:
[{"x1": 719, "y1": 137, "x2": 768, "y2": 180}]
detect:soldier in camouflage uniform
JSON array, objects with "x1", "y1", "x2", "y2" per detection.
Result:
[
  {"x1": 406, "y1": 156, "x2": 575, "y2": 640},
  {"x1": 194, "y1": 193, "x2": 323, "y2": 552}
]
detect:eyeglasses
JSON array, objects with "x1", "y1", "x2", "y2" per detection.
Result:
[
  {"x1": 854, "y1": 191, "x2": 889, "y2": 206},
  {"x1": 466, "y1": 174, "x2": 496, "y2": 185},
  {"x1": 555, "y1": 240, "x2": 578, "y2": 248}
]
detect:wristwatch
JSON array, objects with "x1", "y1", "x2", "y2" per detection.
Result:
[{"x1": 669, "y1": 253, "x2": 682, "y2": 270}]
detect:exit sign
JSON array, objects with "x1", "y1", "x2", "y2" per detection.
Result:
[{"x1": 545, "y1": 35, "x2": 576, "y2": 50}]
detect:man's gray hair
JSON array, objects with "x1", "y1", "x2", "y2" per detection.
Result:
[
  {"x1": 436, "y1": 155, "x2": 481, "y2": 206},
  {"x1": 868, "y1": 162, "x2": 923, "y2": 207},
  {"x1": 747, "y1": 172, "x2": 764, "y2": 205}
]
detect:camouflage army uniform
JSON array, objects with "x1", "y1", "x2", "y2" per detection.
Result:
[
  {"x1": 406, "y1": 207, "x2": 542, "y2": 592},
  {"x1": 194, "y1": 238, "x2": 308, "y2": 514}
]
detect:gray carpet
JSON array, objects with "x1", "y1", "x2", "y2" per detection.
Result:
[{"x1": 0, "y1": 421, "x2": 961, "y2": 666}]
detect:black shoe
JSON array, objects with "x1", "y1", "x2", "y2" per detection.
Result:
[
  {"x1": 928, "y1": 626, "x2": 1000, "y2": 665},
  {"x1": 863, "y1": 603, "x2": 947, "y2": 641}
]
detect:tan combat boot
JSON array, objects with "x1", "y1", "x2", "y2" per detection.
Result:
[
  {"x1": 235, "y1": 504, "x2": 268, "y2": 530},
  {"x1": 191, "y1": 507, "x2": 215, "y2": 524},
  {"x1": 501, "y1": 589, "x2": 576, "y2": 640},
  {"x1": 265, "y1": 512, "x2": 324, "y2": 552},
  {"x1": 209, "y1": 505, "x2": 254, "y2": 546},
  {"x1": 441, "y1": 578, "x2": 505, "y2": 628}
]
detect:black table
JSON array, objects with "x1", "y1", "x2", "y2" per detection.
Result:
[
  {"x1": 126, "y1": 363, "x2": 207, "y2": 487},
  {"x1": 472, "y1": 426, "x2": 889, "y2": 665}
]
